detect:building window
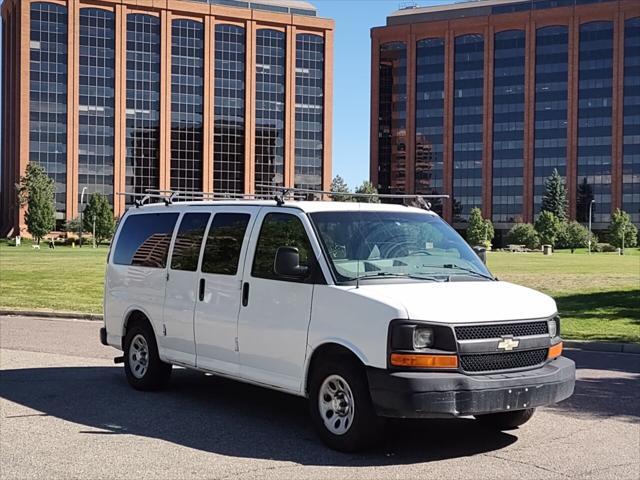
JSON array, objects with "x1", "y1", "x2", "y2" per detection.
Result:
[
  {"x1": 492, "y1": 30, "x2": 525, "y2": 224},
  {"x1": 125, "y1": 14, "x2": 161, "y2": 205},
  {"x1": 214, "y1": 24, "x2": 245, "y2": 194},
  {"x1": 576, "y1": 21, "x2": 613, "y2": 224},
  {"x1": 453, "y1": 34, "x2": 484, "y2": 222},
  {"x1": 378, "y1": 41, "x2": 407, "y2": 194},
  {"x1": 78, "y1": 8, "x2": 115, "y2": 210},
  {"x1": 30, "y1": 2, "x2": 68, "y2": 217},
  {"x1": 255, "y1": 29, "x2": 286, "y2": 194},
  {"x1": 534, "y1": 25, "x2": 569, "y2": 216},
  {"x1": 171, "y1": 19, "x2": 204, "y2": 193},
  {"x1": 623, "y1": 17, "x2": 640, "y2": 225},
  {"x1": 295, "y1": 33, "x2": 324, "y2": 191},
  {"x1": 415, "y1": 37, "x2": 445, "y2": 215}
]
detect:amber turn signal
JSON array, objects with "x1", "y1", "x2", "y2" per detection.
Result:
[
  {"x1": 390, "y1": 353, "x2": 458, "y2": 368},
  {"x1": 548, "y1": 342, "x2": 563, "y2": 359}
]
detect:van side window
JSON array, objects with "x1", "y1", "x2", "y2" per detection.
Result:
[
  {"x1": 113, "y1": 213, "x2": 179, "y2": 268},
  {"x1": 252, "y1": 213, "x2": 313, "y2": 281},
  {"x1": 201, "y1": 213, "x2": 250, "y2": 275},
  {"x1": 170, "y1": 213, "x2": 211, "y2": 272}
]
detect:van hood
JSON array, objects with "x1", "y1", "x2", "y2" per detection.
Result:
[{"x1": 350, "y1": 280, "x2": 556, "y2": 324}]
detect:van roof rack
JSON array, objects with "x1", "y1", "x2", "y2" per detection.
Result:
[{"x1": 116, "y1": 187, "x2": 450, "y2": 211}]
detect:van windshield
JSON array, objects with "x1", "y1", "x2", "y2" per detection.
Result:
[{"x1": 310, "y1": 210, "x2": 493, "y2": 283}]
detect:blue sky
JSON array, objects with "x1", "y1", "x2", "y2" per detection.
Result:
[{"x1": 0, "y1": 0, "x2": 454, "y2": 190}]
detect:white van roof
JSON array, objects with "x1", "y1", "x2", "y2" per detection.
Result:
[{"x1": 128, "y1": 199, "x2": 440, "y2": 216}]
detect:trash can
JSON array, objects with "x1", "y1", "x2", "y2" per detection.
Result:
[
  {"x1": 473, "y1": 246, "x2": 487, "y2": 264},
  {"x1": 542, "y1": 244, "x2": 552, "y2": 255}
]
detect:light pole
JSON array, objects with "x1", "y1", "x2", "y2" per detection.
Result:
[
  {"x1": 621, "y1": 224, "x2": 626, "y2": 255},
  {"x1": 80, "y1": 187, "x2": 87, "y2": 247},
  {"x1": 588, "y1": 199, "x2": 595, "y2": 254}
]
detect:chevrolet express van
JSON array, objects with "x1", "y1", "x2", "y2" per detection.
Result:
[{"x1": 101, "y1": 198, "x2": 575, "y2": 452}]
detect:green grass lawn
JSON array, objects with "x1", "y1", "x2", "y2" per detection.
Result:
[{"x1": 0, "y1": 241, "x2": 638, "y2": 342}]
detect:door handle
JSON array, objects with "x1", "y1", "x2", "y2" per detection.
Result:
[
  {"x1": 242, "y1": 282, "x2": 250, "y2": 307},
  {"x1": 198, "y1": 278, "x2": 205, "y2": 301}
]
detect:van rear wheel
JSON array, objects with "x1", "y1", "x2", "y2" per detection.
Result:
[
  {"x1": 124, "y1": 323, "x2": 171, "y2": 391},
  {"x1": 308, "y1": 359, "x2": 385, "y2": 452},
  {"x1": 475, "y1": 408, "x2": 536, "y2": 430}
]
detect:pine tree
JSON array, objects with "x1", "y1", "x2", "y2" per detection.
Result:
[
  {"x1": 82, "y1": 193, "x2": 115, "y2": 245},
  {"x1": 541, "y1": 169, "x2": 568, "y2": 221},
  {"x1": 354, "y1": 181, "x2": 380, "y2": 203},
  {"x1": 17, "y1": 163, "x2": 56, "y2": 244},
  {"x1": 330, "y1": 175, "x2": 351, "y2": 202}
]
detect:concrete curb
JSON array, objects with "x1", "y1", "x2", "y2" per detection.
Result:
[
  {"x1": 564, "y1": 340, "x2": 640, "y2": 355},
  {"x1": 1, "y1": 310, "x2": 638, "y2": 354},
  {"x1": 0, "y1": 309, "x2": 103, "y2": 321}
]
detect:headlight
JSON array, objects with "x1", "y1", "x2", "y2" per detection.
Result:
[
  {"x1": 548, "y1": 318, "x2": 558, "y2": 338},
  {"x1": 413, "y1": 327, "x2": 434, "y2": 349}
]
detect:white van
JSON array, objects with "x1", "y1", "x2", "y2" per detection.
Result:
[{"x1": 101, "y1": 197, "x2": 575, "y2": 452}]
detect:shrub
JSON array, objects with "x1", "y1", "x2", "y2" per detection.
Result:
[
  {"x1": 556, "y1": 221, "x2": 592, "y2": 253},
  {"x1": 507, "y1": 223, "x2": 539, "y2": 250},
  {"x1": 466, "y1": 207, "x2": 494, "y2": 247}
]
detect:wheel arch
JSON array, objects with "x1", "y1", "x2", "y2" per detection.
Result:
[
  {"x1": 304, "y1": 341, "x2": 369, "y2": 397},
  {"x1": 121, "y1": 308, "x2": 157, "y2": 349}
]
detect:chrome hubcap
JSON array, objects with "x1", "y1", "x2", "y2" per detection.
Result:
[
  {"x1": 129, "y1": 334, "x2": 149, "y2": 379},
  {"x1": 318, "y1": 374, "x2": 355, "y2": 436}
]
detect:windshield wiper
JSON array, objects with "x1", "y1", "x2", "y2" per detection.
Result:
[
  {"x1": 354, "y1": 272, "x2": 445, "y2": 282},
  {"x1": 439, "y1": 264, "x2": 495, "y2": 281}
]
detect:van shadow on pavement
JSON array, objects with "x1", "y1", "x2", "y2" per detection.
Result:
[{"x1": 0, "y1": 365, "x2": 517, "y2": 465}]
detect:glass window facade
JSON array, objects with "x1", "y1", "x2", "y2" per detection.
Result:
[
  {"x1": 577, "y1": 21, "x2": 613, "y2": 224},
  {"x1": 171, "y1": 19, "x2": 204, "y2": 192},
  {"x1": 453, "y1": 34, "x2": 484, "y2": 221},
  {"x1": 492, "y1": 30, "x2": 525, "y2": 223},
  {"x1": 415, "y1": 38, "x2": 445, "y2": 215},
  {"x1": 534, "y1": 26, "x2": 568, "y2": 215},
  {"x1": 255, "y1": 29, "x2": 286, "y2": 194},
  {"x1": 377, "y1": 42, "x2": 407, "y2": 194},
  {"x1": 78, "y1": 8, "x2": 115, "y2": 209},
  {"x1": 30, "y1": 2, "x2": 68, "y2": 216},
  {"x1": 295, "y1": 34, "x2": 324, "y2": 191},
  {"x1": 214, "y1": 24, "x2": 245, "y2": 194},
  {"x1": 623, "y1": 17, "x2": 640, "y2": 224},
  {"x1": 125, "y1": 14, "x2": 161, "y2": 204}
]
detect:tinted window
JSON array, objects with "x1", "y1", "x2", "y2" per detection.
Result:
[
  {"x1": 113, "y1": 213, "x2": 179, "y2": 268},
  {"x1": 171, "y1": 213, "x2": 211, "y2": 271},
  {"x1": 252, "y1": 213, "x2": 313, "y2": 281},
  {"x1": 202, "y1": 213, "x2": 250, "y2": 275}
]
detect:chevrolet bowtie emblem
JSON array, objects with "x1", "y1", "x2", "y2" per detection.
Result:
[{"x1": 497, "y1": 337, "x2": 520, "y2": 351}]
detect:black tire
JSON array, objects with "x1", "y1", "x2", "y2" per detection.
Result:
[
  {"x1": 308, "y1": 358, "x2": 385, "y2": 452},
  {"x1": 123, "y1": 322, "x2": 172, "y2": 391},
  {"x1": 475, "y1": 408, "x2": 536, "y2": 430}
]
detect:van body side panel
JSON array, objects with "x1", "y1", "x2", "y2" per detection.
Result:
[{"x1": 306, "y1": 285, "x2": 408, "y2": 371}]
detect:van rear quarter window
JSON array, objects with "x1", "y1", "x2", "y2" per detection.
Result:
[{"x1": 113, "y1": 213, "x2": 179, "y2": 268}]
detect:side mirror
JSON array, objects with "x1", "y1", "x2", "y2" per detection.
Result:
[
  {"x1": 472, "y1": 246, "x2": 487, "y2": 265},
  {"x1": 274, "y1": 246, "x2": 309, "y2": 278}
]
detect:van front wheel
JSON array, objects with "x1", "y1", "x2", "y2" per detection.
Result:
[
  {"x1": 308, "y1": 360, "x2": 384, "y2": 452},
  {"x1": 124, "y1": 323, "x2": 171, "y2": 391},
  {"x1": 475, "y1": 408, "x2": 536, "y2": 430}
]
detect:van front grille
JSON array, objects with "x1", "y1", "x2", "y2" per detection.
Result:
[
  {"x1": 460, "y1": 349, "x2": 548, "y2": 373},
  {"x1": 455, "y1": 321, "x2": 548, "y2": 341}
]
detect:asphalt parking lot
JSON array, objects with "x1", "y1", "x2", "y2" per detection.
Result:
[{"x1": 1, "y1": 315, "x2": 638, "y2": 480}]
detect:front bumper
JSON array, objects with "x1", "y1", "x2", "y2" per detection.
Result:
[{"x1": 367, "y1": 356, "x2": 575, "y2": 418}]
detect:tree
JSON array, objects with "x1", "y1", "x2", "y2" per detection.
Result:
[
  {"x1": 535, "y1": 211, "x2": 562, "y2": 247},
  {"x1": 607, "y1": 209, "x2": 638, "y2": 249},
  {"x1": 466, "y1": 207, "x2": 494, "y2": 247},
  {"x1": 540, "y1": 168, "x2": 568, "y2": 221},
  {"x1": 507, "y1": 223, "x2": 539, "y2": 250},
  {"x1": 330, "y1": 175, "x2": 351, "y2": 202},
  {"x1": 16, "y1": 163, "x2": 55, "y2": 244},
  {"x1": 354, "y1": 181, "x2": 380, "y2": 203},
  {"x1": 556, "y1": 221, "x2": 591, "y2": 253},
  {"x1": 82, "y1": 193, "x2": 116, "y2": 245},
  {"x1": 576, "y1": 177, "x2": 594, "y2": 223}
]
